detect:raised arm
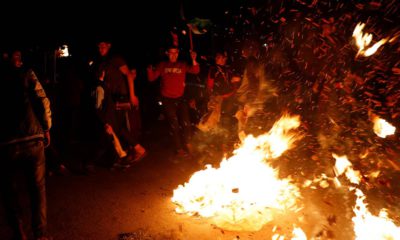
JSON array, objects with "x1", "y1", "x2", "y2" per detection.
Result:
[
  {"x1": 119, "y1": 64, "x2": 139, "y2": 108},
  {"x1": 186, "y1": 51, "x2": 200, "y2": 74},
  {"x1": 147, "y1": 64, "x2": 161, "y2": 81}
]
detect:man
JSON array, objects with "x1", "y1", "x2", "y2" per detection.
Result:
[
  {"x1": 0, "y1": 49, "x2": 52, "y2": 240},
  {"x1": 147, "y1": 46, "x2": 199, "y2": 157},
  {"x1": 92, "y1": 40, "x2": 146, "y2": 169}
]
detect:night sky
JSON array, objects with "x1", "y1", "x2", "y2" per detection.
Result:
[{"x1": 0, "y1": 0, "x2": 233, "y2": 56}]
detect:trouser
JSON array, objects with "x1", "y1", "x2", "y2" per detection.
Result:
[
  {"x1": 0, "y1": 139, "x2": 47, "y2": 238},
  {"x1": 114, "y1": 108, "x2": 141, "y2": 148},
  {"x1": 162, "y1": 96, "x2": 192, "y2": 151}
]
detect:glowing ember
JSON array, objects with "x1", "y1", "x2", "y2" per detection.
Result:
[
  {"x1": 352, "y1": 22, "x2": 388, "y2": 57},
  {"x1": 332, "y1": 154, "x2": 361, "y2": 185},
  {"x1": 353, "y1": 189, "x2": 400, "y2": 240},
  {"x1": 172, "y1": 115, "x2": 302, "y2": 231},
  {"x1": 372, "y1": 116, "x2": 396, "y2": 138}
]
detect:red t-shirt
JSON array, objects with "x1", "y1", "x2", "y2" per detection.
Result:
[{"x1": 148, "y1": 61, "x2": 199, "y2": 98}]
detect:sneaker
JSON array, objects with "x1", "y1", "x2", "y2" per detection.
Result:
[
  {"x1": 111, "y1": 157, "x2": 131, "y2": 169},
  {"x1": 133, "y1": 150, "x2": 147, "y2": 162},
  {"x1": 58, "y1": 164, "x2": 71, "y2": 176}
]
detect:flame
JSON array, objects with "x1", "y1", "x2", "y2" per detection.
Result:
[
  {"x1": 353, "y1": 189, "x2": 400, "y2": 240},
  {"x1": 272, "y1": 226, "x2": 307, "y2": 240},
  {"x1": 352, "y1": 22, "x2": 389, "y2": 57},
  {"x1": 332, "y1": 154, "x2": 400, "y2": 239},
  {"x1": 172, "y1": 115, "x2": 302, "y2": 231},
  {"x1": 372, "y1": 116, "x2": 396, "y2": 138},
  {"x1": 333, "y1": 154, "x2": 361, "y2": 185}
]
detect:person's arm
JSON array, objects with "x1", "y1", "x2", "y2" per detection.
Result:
[
  {"x1": 29, "y1": 69, "x2": 52, "y2": 147},
  {"x1": 186, "y1": 51, "x2": 200, "y2": 74},
  {"x1": 147, "y1": 63, "x2": 161, "y2": 81},
  {"x1": 119, "y1": 65, "x2": 139, "y2": 108},
  {"x1": 207, "y1": 68, "x2": 215, "y2": 93}
]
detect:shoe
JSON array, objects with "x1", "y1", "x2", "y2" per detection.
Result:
[
  {"x1": 133, "y1": 150, "x2": 147, "y2": 162},
  {"x1": 111, "y1": 158, "x2": 128, "y2": 169},
  {"x1": 58, "y1": 164, "x2": 71, "y2": 176}
]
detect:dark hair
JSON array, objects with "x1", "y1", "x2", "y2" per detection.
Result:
[
  {"x1": 95, "y1": 35, "x2": 113, "y2": 45},
  {"x1": 166, "y1": 44, "x2": 179, "y2": 51}
]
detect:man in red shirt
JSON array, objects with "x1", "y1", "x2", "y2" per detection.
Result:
[{"x1": 147, "y1": 46, "x2": 199, "y2": 156}]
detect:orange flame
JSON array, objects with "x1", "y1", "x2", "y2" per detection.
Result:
[
  {"x1": 352, "y1": 22, "x2": 389, "y2": 57},
  {"x1": 172, "y1": 115, "x2": 302, "y2": 231},
  {"x1": 372, "y1": 115, "x2": 396, "y2": 138},
  {"x1": 353, "y1": 189, "x2": 400, "y2": 239},
  {"x1": 332, "y1": 154, "x2": 400, "y2": 239}
]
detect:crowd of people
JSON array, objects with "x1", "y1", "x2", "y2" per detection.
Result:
[{"x1": 1, "y1": 17, "x2": 399, "y2": 239}]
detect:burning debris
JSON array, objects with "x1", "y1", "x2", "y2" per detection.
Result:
[
  {"x1": 172, "y1": 115, "x2": 302, "y2": 231},
  {"x1": 171, "y1": 0, "x2": 400, "y2": 238}
]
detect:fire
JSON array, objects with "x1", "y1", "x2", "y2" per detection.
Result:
[
  {"x1": 372, "y1": 115, "x2": 396, "y2": 138},
  {"x1": 352, "y1": 22, "x2": 389, "y2": 57},
  {"x1": 172, "y1": 115, "x2": 302, "y2": 231},
  {"x1": 332, "y1": 154, "x2": 400, "y2": 239},
  {"x1": 333, "y1": 154, "x2": 361, "y2": 185},
  {"x1": 353, "y1": 189, "x2": 400, "y2": 240},
  {"x1": 272, "y1": 226, "x2": 307, "y2": 240}
]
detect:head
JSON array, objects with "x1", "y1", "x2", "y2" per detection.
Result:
[
  {"x1": 11, "y1": 50, "x2": 23, "y2": 68},
  {"x1": 97, "y1": 41, "x2": 111, "y2": 57},
  {"x1": 214, "y1": 51, "x2": 227, "y2": 66},
  {"x1": 166, "y1": 46, "x2": 179, "y2": 63}
]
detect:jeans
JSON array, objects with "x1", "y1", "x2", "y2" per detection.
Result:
[
  {"x1": 0, "y1": 139, "x2": 47, "y2": 238},
  {"x1": 162, "y1": 97, "x2": 192, "y2": 151}
]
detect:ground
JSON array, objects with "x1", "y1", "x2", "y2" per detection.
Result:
[{"x1": 1, "y1": 119, "x2": 399, "y2": 240}]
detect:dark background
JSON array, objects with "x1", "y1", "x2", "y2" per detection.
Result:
[{"x1": 0, "y1": 0, "x2": 237, "y2": 58}]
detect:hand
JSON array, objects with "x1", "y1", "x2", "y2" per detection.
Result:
[
  {"x1": 105, "y1": 124, "x2": 114, "y2": 135},
  {"x1": 43, "y1": 131, "x2": 51, "y2": 148},
  {"x1": 130, "y1": 95, "x2": 139, "y2": 109},
  {"x1": 190, "y1": 51, "x2": 197, "y2": 61},
  {"x1": 99, "y1": 70, "x2": 105, "y2": 81},
  {"x1": 131, "y1": 69, "x2": 137, "y2": 79},
  {"x1": 189, "y1": 99, "x2": 196, "y2": 109}
]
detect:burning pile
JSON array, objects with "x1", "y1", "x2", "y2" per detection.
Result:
[
  {"x1": 172, "y1": 115, "x2": 302, "y2": 231},
  {"x1": 172, "y1": 3, "x2": 400, "y2": 237}
]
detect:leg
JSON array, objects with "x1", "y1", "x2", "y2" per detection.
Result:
[
  {"x1": 163, "y1": 97, "x2": 183, "y2": 151},
  {"x1": 24, "y1": 141, "x2": 47, "y2": 239},
  {"x1": 0, "y1": 145, "x2": 27, "y2": 240},
  {"x1": 177, "y1": 99, "x2": 192, "y2": 151}
]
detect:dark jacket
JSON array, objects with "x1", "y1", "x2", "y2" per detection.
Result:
[{"x1": 0, "y1": 64, "x2": 52, "y2": 146}]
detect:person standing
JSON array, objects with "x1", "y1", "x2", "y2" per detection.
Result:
[
  {"x1": 91, "y1": 39, "x2": 146, "y2": 170},
  {"x1": 0, "y1": 49, "x2": 52, "y2": 240},
  {"x1": 147, "y1": 46, "x2": 200, "y2": 156},
  {"x1": 205, "y1": 51, "x2": 238, "y2": 149}
]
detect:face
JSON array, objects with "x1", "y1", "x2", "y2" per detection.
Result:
[
  {"x1": 215, "y1": 53, "x2": 227, "y2": 66},
  {"x1": 12, "y1": 50, "x2": 23, "y2": 68},
  {"x1": 98, "y1": 42, "x2": 111, "y2": 57},
  {"x1": 167, "y1": 48, "x2": 179, "y2": 63}
]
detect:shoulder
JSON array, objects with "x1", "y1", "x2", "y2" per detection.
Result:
[{"x1": 110, "y1": 55, "x2": 127, "y2": 67}]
